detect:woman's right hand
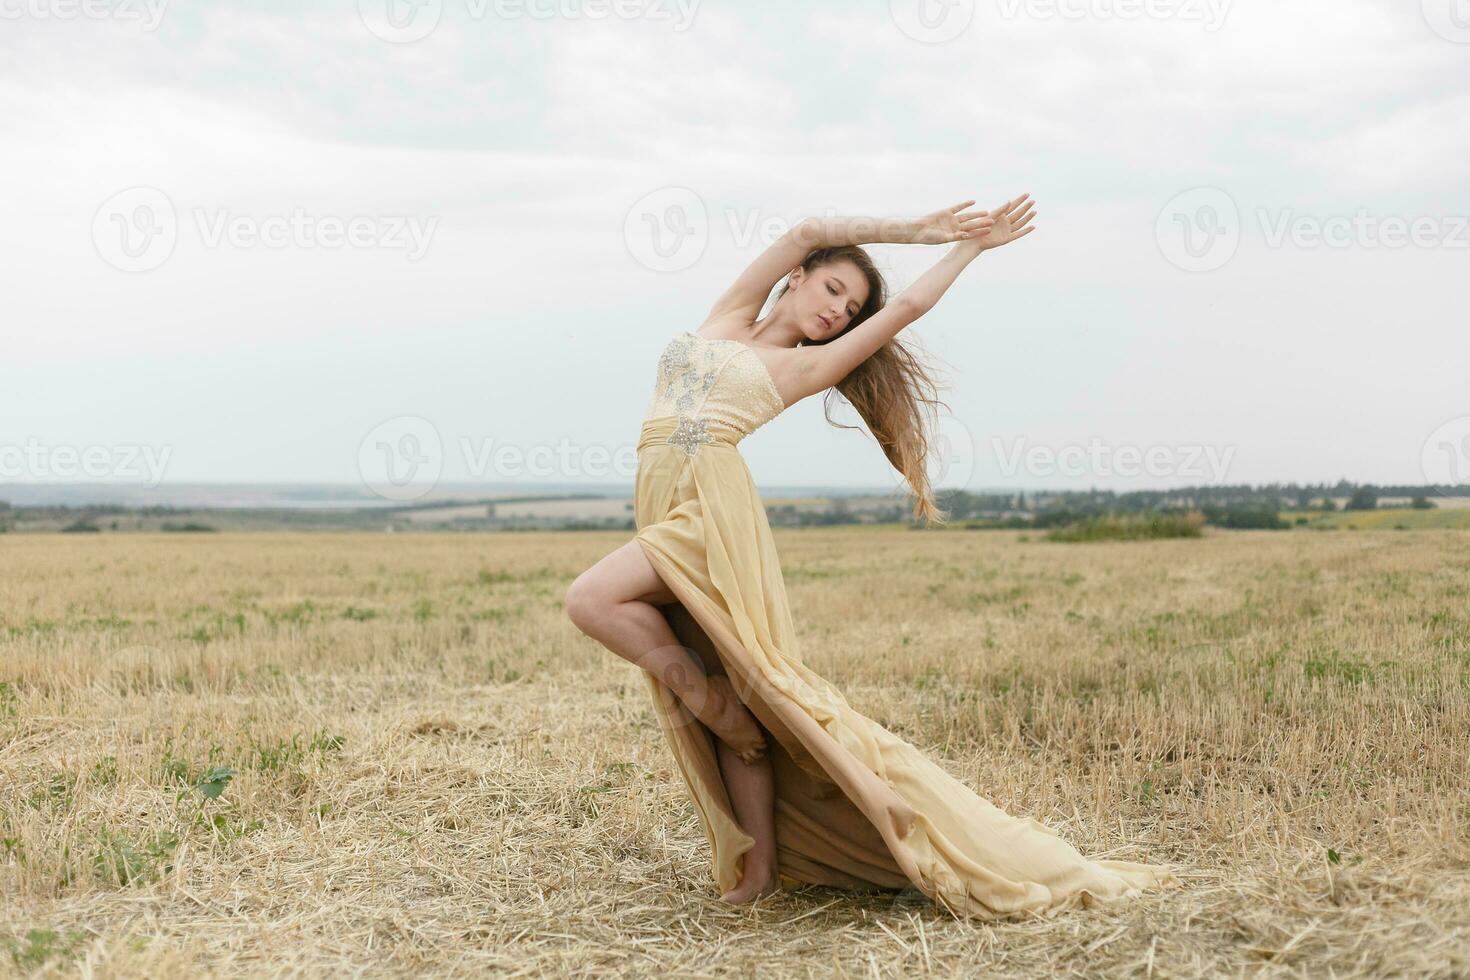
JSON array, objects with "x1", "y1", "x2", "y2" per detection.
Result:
[{"x1": 959, "y1": 194, "x2": 1038, "y2": 253}]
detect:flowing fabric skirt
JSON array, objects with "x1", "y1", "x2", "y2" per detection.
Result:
[{"x1": 632, "y1": 416, "x2": 1181, "y2": 920}]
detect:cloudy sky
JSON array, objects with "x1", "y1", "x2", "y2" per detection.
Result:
[{"x1": 3, "y1": 0, "x2": 1466, "y2": 496}]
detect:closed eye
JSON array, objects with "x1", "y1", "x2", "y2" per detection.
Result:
[{"x1": 827, "y1": 283, "x2": 858, "y2": 317}]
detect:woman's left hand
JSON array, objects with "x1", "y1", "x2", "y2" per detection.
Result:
[{"x1": 910, "y1": 200, "x2": 995, "y2": 245}]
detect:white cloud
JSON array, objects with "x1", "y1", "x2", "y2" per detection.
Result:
[{"x1": 1, "y1": 0, "x2": 1464, "y2": 487}]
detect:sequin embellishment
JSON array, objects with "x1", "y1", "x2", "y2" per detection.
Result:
[
  {"x1": 645, "y1": 331, "x2": 785, "y2": 459},
  {"x1": 666, "y1": 414, "x2": 716, "y2": 456}
]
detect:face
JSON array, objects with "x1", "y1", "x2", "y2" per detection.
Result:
[{"x1": 789, "y1": 259, "x2": 869, "y2": 341}]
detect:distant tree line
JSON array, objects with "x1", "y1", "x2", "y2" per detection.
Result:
[
  {"x1": 924, "y1": 481, "x2": 1457, "y2": 531},
  {"x1": 1, "y1": 478, "x2": 1458, "y2": 534},
  {"x1": 935, "y1": 480, "x2": 1458, "y2": 519}
]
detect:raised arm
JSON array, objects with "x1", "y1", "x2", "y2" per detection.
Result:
[
  {"x1": 792, "y1": 201, "x2": 994, "y2": 249},
  {"x1": 797, "y1": 194, "x2": 1037, "y2": 392},
  {"x1": 705, "y1": 202, "x2": 995, "y2": 323}
]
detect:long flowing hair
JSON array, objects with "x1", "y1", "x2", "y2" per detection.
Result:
[{"x1": 777, "y1": 246, "x2": 951, "y2": 525}]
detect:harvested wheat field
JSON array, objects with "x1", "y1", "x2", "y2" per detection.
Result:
[{"x1": 2, "y1": 528, "x2": 1467, "y2": 977}]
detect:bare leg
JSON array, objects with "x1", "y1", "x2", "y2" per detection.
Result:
[
  {"x1": 698, "y1": 645, "x2": 782, "y2": 902},
  {"x1": 714, "y1": 735, "x2": 782, "y2": 903},
  {"x1": 567, "y1": 537, "x2": 778, "y2": 896},
  {"x1": 565, "y1": 539, "x2": 766, "y2": 763}
]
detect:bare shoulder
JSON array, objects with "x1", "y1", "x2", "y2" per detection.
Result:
[
  {"x1": 777, "y1": 344, "x2": 839, "y2": 405},
  {"x1": 752, "y1": 338, "x2": 830, "y2": 409},
  {"x1": 692, "y1": 311, "x2": 817, "y2": 407},
  {"x1": 690, "y1": 309, "x2": 754, "y2": 339}
]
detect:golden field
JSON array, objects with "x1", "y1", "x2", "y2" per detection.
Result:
[
  {"x1": 1295, "y1": 506, "x2": 1470, "y2": 530},
  {"x1": 1, "y1": 528, "x2": 1467, "y2": 977}
]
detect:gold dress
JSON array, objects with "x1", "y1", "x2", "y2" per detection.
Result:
[{"x1": 633, "y1": 330, "x2": 1180, "y2": 920}]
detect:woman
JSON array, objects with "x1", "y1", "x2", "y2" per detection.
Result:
[{"x1": 565, "y1": 195, "x2": 1180, "y2": 919}]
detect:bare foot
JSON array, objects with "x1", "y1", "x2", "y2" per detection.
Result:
[
  {"x1": 720, "y1": 863, "x2": 782, "y2": 905},
  {"x1": 696, "y1": 674, "x2": 766, "y2": 763}
]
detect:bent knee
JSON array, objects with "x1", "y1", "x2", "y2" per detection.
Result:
[{"x1": 563, "y1": 574, "x2": 606, "y2": 634}]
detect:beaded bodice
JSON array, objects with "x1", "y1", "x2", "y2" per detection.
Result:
[{"x1": 643, "y1": 331, "x2": 786, "y2": 455}]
